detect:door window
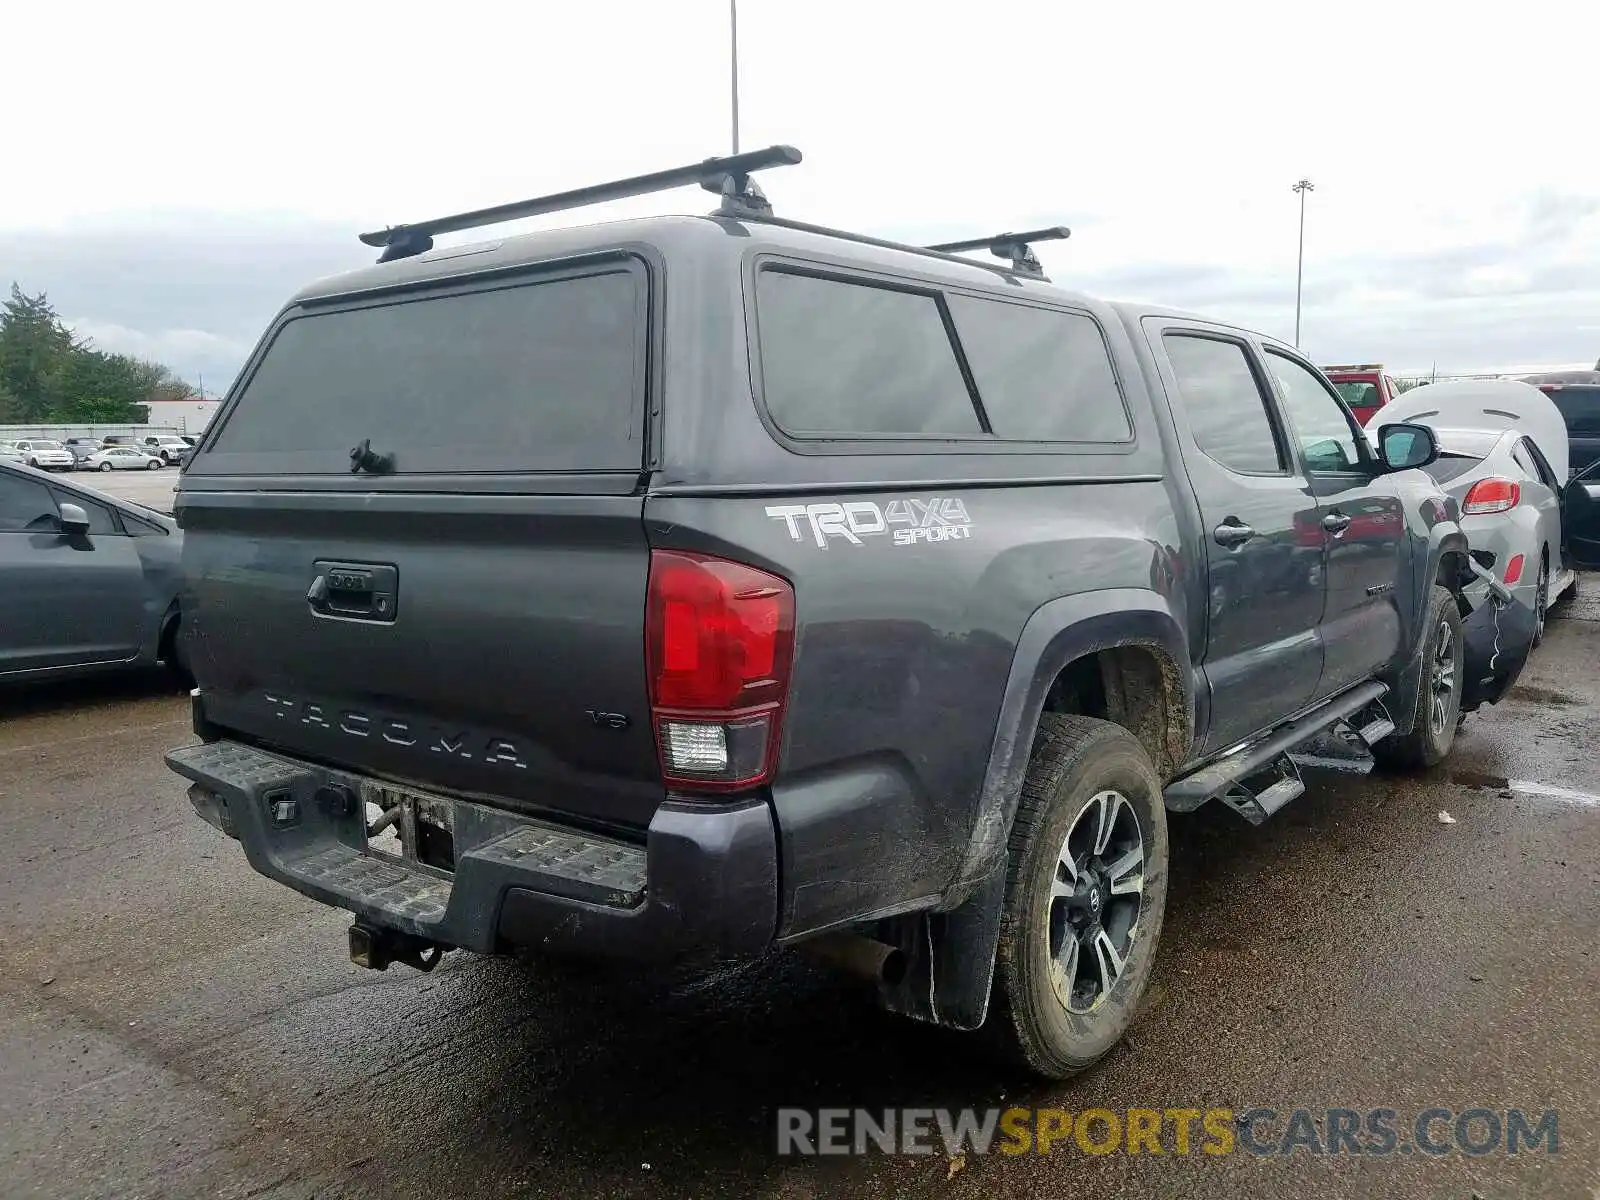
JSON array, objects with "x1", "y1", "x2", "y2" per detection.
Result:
[
  {"x1": 50, "y1": 490, "x2": 118, "y2": 534},
  {"x1": 1517, "y1": 438, "x2": 1561, "y2": 492},
  {"x1": 0, "y1": 473, "x2": 60, "y2": 532},
  {"x1": 1162, "y1": 335, "x2": 1286, "y2": 474},
  {"x1": 1266, "y1": 351, "x2": 1365, "y2": 473}
]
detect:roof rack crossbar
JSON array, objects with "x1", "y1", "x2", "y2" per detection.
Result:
[
  {"x1": 359, "y1": 144, "x2": 803, "y2": 263},
  {"x1": 925, "y1": 226, "x2": 1071, "y2": 280}
]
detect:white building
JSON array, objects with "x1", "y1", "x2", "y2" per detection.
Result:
[{"x1": 144, "y1": 399, "x2": 221, "y2": 434}]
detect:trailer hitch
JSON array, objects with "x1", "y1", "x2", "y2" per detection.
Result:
[{"x1": 349, "y1": 921, "x2": 445, "y2": 972}]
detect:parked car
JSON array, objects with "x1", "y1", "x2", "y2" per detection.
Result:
[
  {"x1": 0, "y1": 461, "x2": 185, "y2": 683},
  {"x1": 164, "y1": 149, "x2": 1533, "y2": 1081},
  {"x1": 1322, "y1": 364, "x2": 1402, "y2": 426},
  {"x1": 1521, "y1": 372, "x2": 1600, "y2": 478},
  {"x1": 1374, "y1": 379, "x2": 1576, "y2": 645},
  {"x1": 85, "y1": 446, "x2": 164, "y2": 471},
  {"x1": 135, "y1": 435, "x2": 192, "y2": 465},
  {"x1": 1422, "y1": 429, "x2": 1567, "y2": 643},
  {"x1": 11, "y1": 438, "x2": 75, "y2": 471},
  {"x1": 0, "y1": 440, "x2": 23, "y2": 463},
  {"x1": 62, "y1": 437, "x2": 104, "y2": 466}
]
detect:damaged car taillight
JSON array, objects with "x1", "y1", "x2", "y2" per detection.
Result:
[
  {"x1": 645, "y1": 550, "x2": 795, "y2": 792},
  {"x1": 1463, "y1": 477, "x2": 1521, "y2": 515}
]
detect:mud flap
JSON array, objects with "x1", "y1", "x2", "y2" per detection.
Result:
[
  {"x1": 876, "y1": 867, "x2": 1007, "y2": 1031},
  {"x1": 1460, "y1": 586, "x2": 1536, "y2": 712}
]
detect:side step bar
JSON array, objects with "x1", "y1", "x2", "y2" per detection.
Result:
[{"x1": 1166, "y1": 681, "x2": 1390, "y2": 817}]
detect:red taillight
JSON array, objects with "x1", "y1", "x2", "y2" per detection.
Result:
[
  {"x1": 1462, "y1": 478, "x2": 1521, "y2": 515},
  {"x1": 646, "y1": 550, "x2": 795, "y2": 791},
  {"x1": 1503, "y1": 554, "x2": 1525, "y2": 585}
]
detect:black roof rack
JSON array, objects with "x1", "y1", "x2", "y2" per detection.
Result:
[
  {"x1": 358, "y1": 145, "x2": 803, "y2": 263},
  {"x1": 925, "y1": 226, "x2": 1071, "y2": 281}
]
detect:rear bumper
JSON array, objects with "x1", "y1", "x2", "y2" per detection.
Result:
[{"x1": 166, "y1": 739, "x2": 779, "y2": 961}]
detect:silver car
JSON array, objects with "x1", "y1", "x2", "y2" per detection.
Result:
[
  {"x1": 1422, "y1": 428, "x2": 1570, "y2": 644},
  {"x1": 85, "y1": 446, "x2": 164, "y2": 471}
]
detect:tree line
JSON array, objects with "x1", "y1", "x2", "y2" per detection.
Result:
[{"x1": 0, "y1": 283, "x2": 198, "y2": 425}]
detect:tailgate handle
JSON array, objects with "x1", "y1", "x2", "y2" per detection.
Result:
[{"x1": 309, "y1": 561, "x2": 398, "y2": 622}]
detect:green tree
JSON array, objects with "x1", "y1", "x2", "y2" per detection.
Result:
[
  {"x1": 0, "y1": 284, "x2": 79, "y2": 421},
  {"x1": 0, "y1": 281, "x2": 198, "y2": 424}
]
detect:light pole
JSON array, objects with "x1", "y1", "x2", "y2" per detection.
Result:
[
  {"x1": 1292, "y1": 179, "x2": 1314, "y2": 347},
  {"x1": 729, "y1": 0, "x2": 741, "y2": 154}
]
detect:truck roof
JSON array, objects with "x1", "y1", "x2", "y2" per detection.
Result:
[
  {"x1": 292, "y1": 213, "x2": 1099, "y2": 304},
  {"x1": 289, "y1": 210, "x2": 1284, "y2": 365},
  {"x1": 292, "y1": 212, "x2": 1240, "y2": 330}
]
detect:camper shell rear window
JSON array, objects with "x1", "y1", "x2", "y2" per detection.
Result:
[{"x1": 198, "y1": 261, "x2": 648, "y2": 476}]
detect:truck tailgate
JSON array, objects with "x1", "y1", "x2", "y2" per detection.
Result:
[{"x1": 179, "y1": 490, "x2": 664, "y2": 829}]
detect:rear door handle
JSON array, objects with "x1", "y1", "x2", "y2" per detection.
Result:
[
  {"x1": 1213, "y1": 520, "x2": 1255, "y2": 548},
  {"x1": 1322, "y1": 512, "x2": 1353, "y2": 535}
]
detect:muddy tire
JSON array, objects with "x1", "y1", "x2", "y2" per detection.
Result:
[
  {"x1": 1374, "y1": 585, "x2": 1464, "y2": 770},
  {"x1": 987, "y1": 714, "x2": 1168, "y2": 1079}
]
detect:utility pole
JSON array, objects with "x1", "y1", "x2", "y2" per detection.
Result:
[
  {"x1": 1292, "y1": 179, "x2": 1314, "y2": 348},
  {"x1": 729, "y1": 0, "x2": 741, "y2": 154}
]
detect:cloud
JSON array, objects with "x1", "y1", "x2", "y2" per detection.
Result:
[
  {"x1": 1, "y1": 187, "x2": 1596, "y2": 393},
  {"x1": 0, "y1": 217, "x2": 365, "y2": 391}
]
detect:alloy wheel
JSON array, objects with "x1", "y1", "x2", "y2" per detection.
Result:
[
  {"x1": 1429, "y1": 618, "x2": 1457, "y2": 736},
  {"x1": 1535, "y1": 562, "x2": 1548, "y2": 644},
  {"x1": 1045, "y1": 789, "x2": 1147, "y2": 1014}
]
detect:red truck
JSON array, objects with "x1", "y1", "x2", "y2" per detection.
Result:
[{"x1": 1321, "y1": 364, "x2": 1402, "y2": 426}]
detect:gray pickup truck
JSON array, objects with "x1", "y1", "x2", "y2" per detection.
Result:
[{"x1": 166, "y1": 148, "x2": 1526, "y2": 1078}]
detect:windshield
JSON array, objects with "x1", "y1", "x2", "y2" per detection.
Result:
[
  {"x1": 1549, "y1": 386, "x2": 1600, "y2": 434},
  {"x1": 1333, "y1": 380, "x2": 1380, "y2": 409},
  {"x1": 33, "y1": 440, "x2": 65, "y2": 450}
]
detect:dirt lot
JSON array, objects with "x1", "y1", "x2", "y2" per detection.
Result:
[{"x1": 2, "y1": 593, "x2": 1596, "y2": 1200}]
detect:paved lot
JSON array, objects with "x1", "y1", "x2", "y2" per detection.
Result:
[
  {"x1": 2, "y1": 594, "x2": 1597, "y2": 1199},
  {"x1": 62, "y1": 466, "x2": 179, "y2": 513}
]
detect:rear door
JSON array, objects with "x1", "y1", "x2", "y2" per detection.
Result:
[
  {"x1": 1564, "y1": 469, "x2": 1600, "y2": 567},
  {"x1": 1151, "y1": 326, "x2": 1324, "y2": 751},
  {"x1": 180, "y1": 257, "x2": 666, "y2": 830}
]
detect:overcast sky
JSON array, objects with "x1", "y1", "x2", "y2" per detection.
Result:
[{"x1": 3, "y1": 0, "x2": 1597, "y2": 393}]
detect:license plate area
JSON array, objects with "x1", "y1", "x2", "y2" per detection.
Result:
[{"x1": 363, "y1": 785, "x2": 456, "y2": 875}]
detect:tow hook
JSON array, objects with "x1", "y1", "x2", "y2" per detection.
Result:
[{"x1": 349, "y1": 921, "x2": 445, "y2": 972}]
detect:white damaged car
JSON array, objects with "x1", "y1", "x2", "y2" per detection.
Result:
[{"x1": 1372, "y1": 379, "x2": 1577, "y2": 647}]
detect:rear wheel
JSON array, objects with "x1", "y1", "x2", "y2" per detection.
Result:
[
  {"x1": 160, "y1": 613, "x2": 192, "y2": 688},
  {"x1": 988, "y1": 714, "x2": 1168, "y2": 1079},
  {"x1": 1374, "y1": 585, "x2": 1464, "y2": 770},
  {"x1": 1533, "y1": 556, "x2": 1549, "y2": 647}
]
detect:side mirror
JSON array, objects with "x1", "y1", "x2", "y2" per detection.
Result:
[
  {"x1": 58, "y1": 502, "x2": 91, "y2": 537},
  {"x1": 1377, "y1": 422, "x2": 1438, "y2": 472}
]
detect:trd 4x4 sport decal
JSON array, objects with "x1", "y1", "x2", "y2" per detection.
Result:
[{"x1": 765, "y1": 497, "x2": 972, "y2": 549}]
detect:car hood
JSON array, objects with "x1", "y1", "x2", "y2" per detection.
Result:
[{"x1": 1371, "y1": 379, "x2": 1568, "y2": 481}]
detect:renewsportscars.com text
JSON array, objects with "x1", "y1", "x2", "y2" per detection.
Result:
[{"x1": 777, "y1": 1106, "x2": 1560, "y2": 1158}]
